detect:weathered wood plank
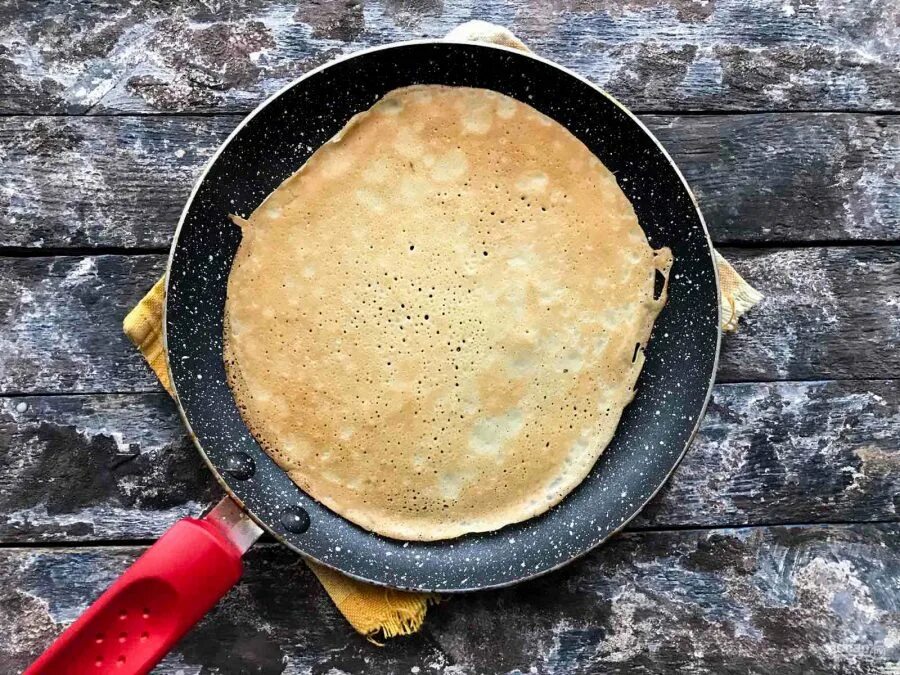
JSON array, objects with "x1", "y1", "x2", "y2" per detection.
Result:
[
  {"x1": 1, "y1": 247, "x2": 897, "y2": 394},
  {"x1": 1, "y1": 380, "x2": 896, "y2": 543},
  {"x1": 634, "y1": 379, "x2": 900, "y2": 529},
  {"x1": 0, "y1": 255, "x2": 165, "y2": 394},
  {"x1": 720, "y1": 246, "x2": 900, "y2": 382},
  {"x1": 651, "y1": 114, "x2": 900, "y2": 244},
  {"x1": 0, "y1": 393, "x2": 217, "y2": 541},
  {"x1": 0, "y1": 116, "x2": 235, "y2": 249},
  {"x1": 2, "y1": 524, "x2": 897, "y2": 674},
  {"x1": 2, "y1": 113, "x2": 897, "y2": 249},
  {"x1": 0, "y1": 0, "x2": 897, "y2": 115}
]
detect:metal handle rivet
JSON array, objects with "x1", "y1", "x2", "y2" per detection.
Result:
[
  {"x1": 224, "y1": 452, "x2": 255, "y2": 480},
  {"x1": 280, "y1": 507, "x2": 311, "y2": 534}
]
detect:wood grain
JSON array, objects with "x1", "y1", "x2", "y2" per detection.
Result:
[
  {"x1": 0, "y1": 380, "x2": 896, "y2": 543},
  {"x1": 2, "y1": 524, "x2": 897, "y2": 674},
  {"x1": 1, "y1": 113, "x2": 897, "y2": 249},
  {"x1": 0, "y1": 393, "x2": 217, "y2": 542},
  {"x1": 3, "y1": 0, "x2": 897, "y2": 670},
  {"x1": 634, "y1": 378, "x2": 900, "y2": 529},
  {"x1": 653, "y1": 114, "x2": 900, "y2": 244},
  {"x1": 0, "y1": 116, "x2": 234, "y2": 250},
  {"x1": 1, "y1": 248, "x2": 897, "y2": 394},
  {"x1": 0, "y1": 255, "x2": 165, "y2": 395},
  {"x1": 720, "y1": 246, "x2": 900, "y2": 382},
  {"x1": 0, "y1": 0, "x2": 897, "y2": 115}
]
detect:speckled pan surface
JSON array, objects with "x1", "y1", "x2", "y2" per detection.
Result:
[{"x1": 165, "y1": 40, "x2": 720, "y2": 592}]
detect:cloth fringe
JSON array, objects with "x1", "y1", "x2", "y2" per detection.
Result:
[{"x1": 714, "y1": 251, "x2": 764, "y2": 331}]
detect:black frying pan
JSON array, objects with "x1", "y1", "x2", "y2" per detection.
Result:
[
  {"x1": 28, "y1": 40, "x2": 719, "y2": 674},
  {"x1": 167, "y1": 39, "x2": 721, "y2": 589}
]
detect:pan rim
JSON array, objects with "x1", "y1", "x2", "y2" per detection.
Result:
[{"x1": 163, "y1": 38, "x2": 722, "y2": 592}]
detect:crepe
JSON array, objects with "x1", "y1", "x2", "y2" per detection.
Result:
[{"x1": 224, "y1": 85, "x2": 671, "y2": 541}]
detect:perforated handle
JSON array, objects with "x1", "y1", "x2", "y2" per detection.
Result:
[{"x1": 25, "y1": 518, "x2": 243, "y2": 675}]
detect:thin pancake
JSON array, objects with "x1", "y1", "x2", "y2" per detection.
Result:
[{"x1": 224, "y1": 85, "x2": 671, "y2": 541}]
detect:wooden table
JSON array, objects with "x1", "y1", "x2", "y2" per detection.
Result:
[{"x1": 1, "y1": 2, "x2": 898, "y2": 673}]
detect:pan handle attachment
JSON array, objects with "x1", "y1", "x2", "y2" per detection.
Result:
[{"x1": 26, "y1": 499, "x2": 260, "y2": 675}]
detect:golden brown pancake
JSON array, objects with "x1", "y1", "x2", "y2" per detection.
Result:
[{"x1": 224, "y1": 85, "x2": 671, "y2": 541}]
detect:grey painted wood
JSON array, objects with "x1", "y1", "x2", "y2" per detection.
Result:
[
  {"x1": 0, "y1": 116, "x2": 235, "y2": 250},
  {"x1": 0, "y1": 255, "x2": 165, "y2": 394},
  {"x1": 2, "y1": 113, "x2": 897, "y2": 249},
  {"x1": 0, "y1": 393, "x2": 218, "y2": 542},
  {"x1": 2, "y1": 524, "x2": 897, "y2": 674},
  {"x1": 654, "y1": 113, "x2": 900, "y2": 244},
  {"x1": 0, "y1": 380, "x2": 896, "y2": 543},
  {"x1": 720, "y1": 246, "x2": 900, "y2": 382},
  {"x1": 1, "y1": 248, "x2": 897, "y2": 394},
  {"x1": 0, "y1": 0, "x2": 897, "y2": 115},
  {"x1": 633, "y1": 378, "x2": 900, "y2": 529},
  {"x1": 3, "y1": 0, "x2": 897, "y2": 670}
]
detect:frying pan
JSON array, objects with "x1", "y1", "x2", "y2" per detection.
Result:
[{"x1": 27, "y1": 40, "x2": 720, "y2": 674}]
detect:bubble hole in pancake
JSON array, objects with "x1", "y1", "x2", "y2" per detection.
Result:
[{"x1": 224, "y1": 85, "x2": 672, "y2": 541}]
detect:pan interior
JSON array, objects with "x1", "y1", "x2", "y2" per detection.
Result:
[
  {"x1": 165, "y1": 41, "x2": 719, "y2": 591},
  {"x1": 223, "y1": 84, "x2": 673, "y2": 542}
]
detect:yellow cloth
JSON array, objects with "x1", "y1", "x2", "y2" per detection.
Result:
[
  {"x1": 714, "y1": 251, "x2": 764, "y2": 332},
  {"x1": 123, "y1": 277, "x2": 439, "y2": 640},
  {"x1": 123, "y1": 22, "x2": 761, "y2": 640}
]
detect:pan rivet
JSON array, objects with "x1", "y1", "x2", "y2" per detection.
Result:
[
  {"x1": 224, "y1": 452, "x2": 255, "y2": 480},
  {"x1": 280, "y1": 507, "x2": 310, "y2": 534}
]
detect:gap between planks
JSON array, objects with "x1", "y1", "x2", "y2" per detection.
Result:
[
  {"x1": 0, "y1": 247, "x2": 170, "y2": 258},
  {"x1": 3, "y1": 241, "x2": 900, "y2": 258},
  {"x1": 1, "y1": 109, "x2": 900, "y2": 119},
  {"x1": 4, "y1": 374, "x2": 900, "y2": 398},
  {"x1": 2, "y1": 519, "x2": 898, "y2": 551}
]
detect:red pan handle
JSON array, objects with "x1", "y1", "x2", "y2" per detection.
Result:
[{"x1": 25, "y1": 517, "x2": 244, "y2": 675}]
